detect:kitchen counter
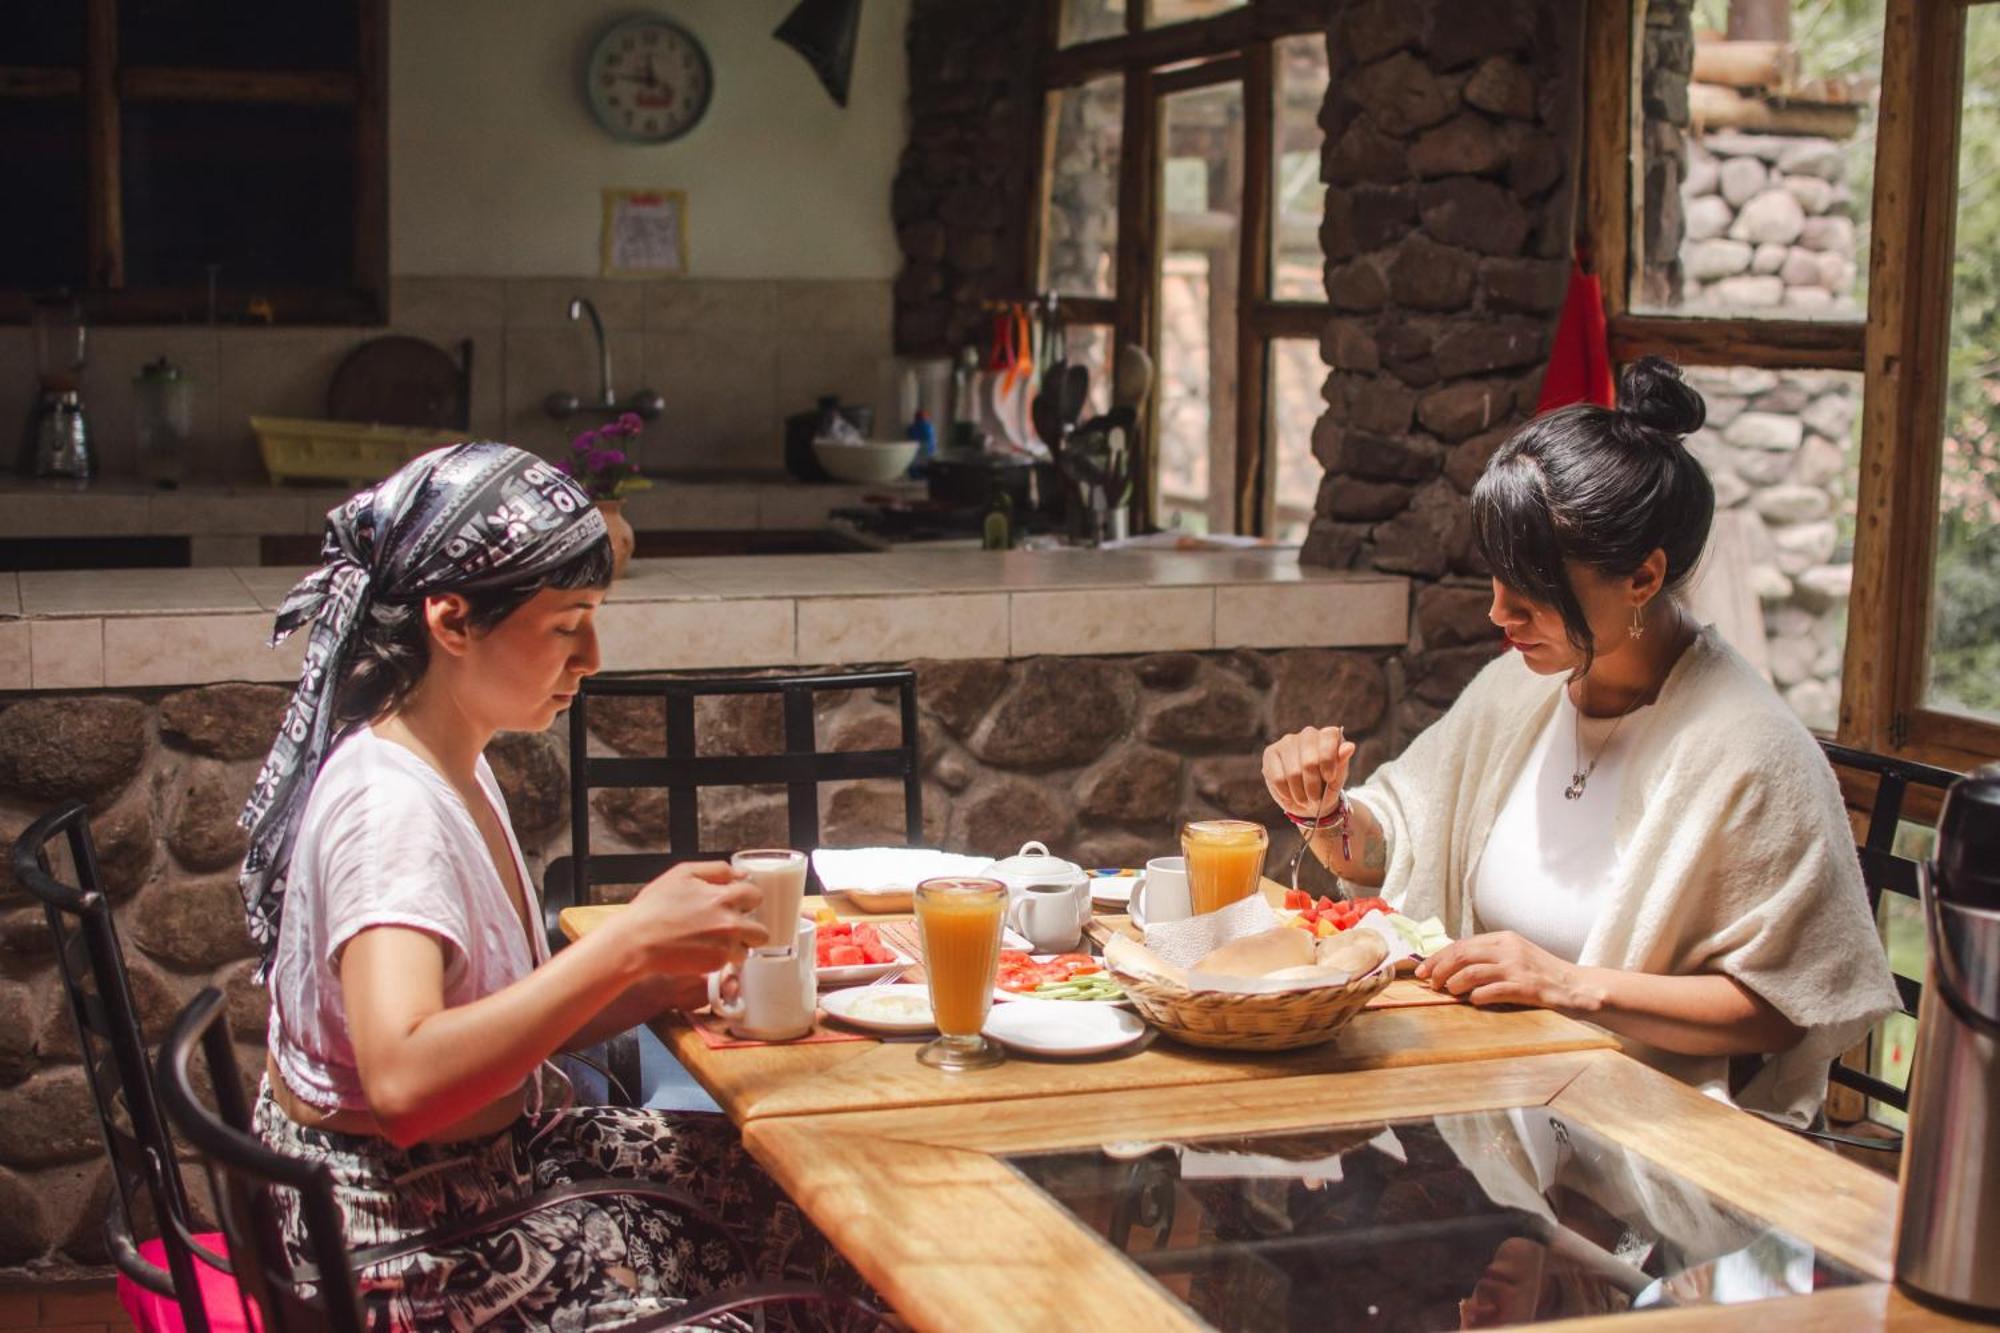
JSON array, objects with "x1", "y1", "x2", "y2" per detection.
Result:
[
  {"x1": 0, "y1": 548, "x2": 1408, "y2": 691},
  {"x1": 0, "y1": 476, "x2": 923, "y2": 565}
]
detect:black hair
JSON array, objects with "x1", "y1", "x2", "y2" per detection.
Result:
[
  {"x1": 1470, "y1": 356, "x2": 1714, "y2": 675},
  {"x1": 334, "y1": 536, "x2": 615, "y2": 727}
]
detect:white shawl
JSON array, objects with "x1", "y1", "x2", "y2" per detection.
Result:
[{"x1": 1349, "y1": 626, "x2": 1898, "y2": 1125}]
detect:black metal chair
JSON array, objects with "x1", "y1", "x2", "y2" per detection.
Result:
[
  {"x1": 8, "y1": 800, "x2": 233, "y2": 1333},
  {"x1": 157, "y1": 987, "x2": 889, "y2": 1332},
  {"x1": 1817, "y1": 739, "x2": 1960, "y2": 1124},
  {"x1": 542, "y1": 668, "x2": 924, "y2": 951}
]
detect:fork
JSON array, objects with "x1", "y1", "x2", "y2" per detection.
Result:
[{"x1": 866, "y1": 962, "x2": 910, "y2": 988}]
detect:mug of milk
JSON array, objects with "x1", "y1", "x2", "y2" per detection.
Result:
[{"x1": 731, "y1": 848, "x2": 809, "y2": 950}]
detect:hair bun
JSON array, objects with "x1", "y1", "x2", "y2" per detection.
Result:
[{"x1": 1617, "y1": 356, "x2": 1706, "y2": 437}]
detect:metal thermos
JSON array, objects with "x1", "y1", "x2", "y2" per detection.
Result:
[{"x1": 1894, "y1": 764, "x2": 2000, "y2": 1318}]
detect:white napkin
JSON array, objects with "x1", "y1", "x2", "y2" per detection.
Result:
[{"x1": 810, "y1": 846, "x2": 991, "y2": 892}]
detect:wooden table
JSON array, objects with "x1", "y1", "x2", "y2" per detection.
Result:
[
  {"x1": 561, "y1": 893, "x2": 1617, "y2": 1123},
  {"x1": 744, "y1": 1048, "x2": 1977, "y2": 1333}
]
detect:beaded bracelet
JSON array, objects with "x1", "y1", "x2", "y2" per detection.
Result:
[{"x1": 1285, "y1": 794, "x2": 1352, "y2": 865}]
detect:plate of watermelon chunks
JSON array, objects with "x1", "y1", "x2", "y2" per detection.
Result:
[{"x1": 810, "y1": 914, "x2": 912, "y2": 986}]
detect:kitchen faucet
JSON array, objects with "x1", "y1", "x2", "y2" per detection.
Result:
[{"x1": 543, "y1": 295, "x2": 665, "y2": 421}]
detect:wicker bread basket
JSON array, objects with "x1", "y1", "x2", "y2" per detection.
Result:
[{"x1": 1106, "y1": 938, "x2": 1394, "y2": 1052}]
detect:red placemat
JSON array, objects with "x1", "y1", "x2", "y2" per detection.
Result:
[{"x1": 675, "y1": 1009, "x2": 873, "y2": 1050}]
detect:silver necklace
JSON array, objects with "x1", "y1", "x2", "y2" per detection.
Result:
[{"x1": 1564, "y1": 682, "x2": 1641, "y2": 801}]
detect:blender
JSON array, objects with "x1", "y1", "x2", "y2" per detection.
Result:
[{"x1": 21, "y1": 294, "x2": 94, "y2": 482}]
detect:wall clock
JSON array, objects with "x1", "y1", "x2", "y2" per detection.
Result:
[{"x1": 585, "y1": 14, "x2": 714, "y2": 144}]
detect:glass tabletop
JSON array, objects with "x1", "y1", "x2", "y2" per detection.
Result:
[{"x1": 1007, "y1": 1108, "x2": 1865, "y2": 1330}]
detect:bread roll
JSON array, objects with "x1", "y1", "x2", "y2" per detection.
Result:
[
  {"x1": 1315, "y1": 929, "x2": 1388, "y2": 976},
  {"x1": 1196, "y1": 927, "x2": 1314, "y2": 977},
  {"x1": 1264, "y1": 964, "x2": 1346, "y2": 984}
]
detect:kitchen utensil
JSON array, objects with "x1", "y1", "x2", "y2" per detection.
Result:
[
  {"x1": 133, "y1": 356, "x2": 193, "y2": 488},
  {"x1": 812, "y1": 438, "x2": 919, "y2": 483},
  {"x1": 1061, "y1": 363, "x2": 1090, "y2": 427},
  {"x1": 24, "y1": 295, "x2": 92, "y2": 481},
  {"x1": 30, "y1": 390, "x2": 91, "y2": 481},
  {"x1": 326, "y1": 335, "x2": 469, "y2": 429},
  {"x1": 1895, "y1": 764, "x2": 2000, "y2": 1316},
  {"x1": 1114, "y1": 341, "x2": 1154, "y2": 410}
]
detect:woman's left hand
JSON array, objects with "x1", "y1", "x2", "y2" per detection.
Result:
[{"x1": 1415, "y1": 931, "x2": 1594, "y2": 1010}]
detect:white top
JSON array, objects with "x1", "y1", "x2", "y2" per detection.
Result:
[
  {"x1": 267, "y1": 726, "x2": 548, "y2": 1112},
  {"x1": 1470, "y1": 697, "x2": 1649, "y2": 963}
]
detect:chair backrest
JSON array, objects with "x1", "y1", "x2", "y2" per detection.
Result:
[
  {"x1": 157, "y1": 987, "x2": 367, "y2": 1333},
  {"x1": 543, "y1": 669, "x2": 923, "y2": 945},
  {"x1": 8, "y1": 800, "x2": 214, "y2": 1333},
  {"x1": 1818, "y1": 739, "x2": 1960, "y2": 1115}
]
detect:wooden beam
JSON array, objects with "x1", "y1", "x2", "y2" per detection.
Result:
[
  {"x1": 1842, "y1": 0, "x2": 1967, "y2": 757},
  {"x1": 83, "y1": 0, "x2": 121, "y2": 291},
  {"x1": 1688, "y1": 82, "x2": 1864, "y2": 137},
  {"x1": 1236, "y1": 39, "x2": 1274, "y2": 536},
  {"x1": 1690, "y1": 38, "x2": 1797, "y2": 89},
  {"x1": 1583, "y1": 0, "x2": 1635, "y2": 319},
  {"x1": 1248, "y1": 300, "x2": 1332, "y2": 340},
  {"x1": 1153, "y1": 53, "x2": 1243, "y2": 95},
  {"x1": 1606, "y1": 313, "x2": 1866, "y2": 371},
  {"x1": 1056, "y1": 295, "x2": 1118, "y2": 324},
  {"x1": 353, "y1": 0, "x2": 389, "y2": 323},
  {"x1": 119, "y1": 68, "x2": 360, "y2": 103},
  {"x1": 1116, "y1": 65, "x2": 1159, "y2": 531},
  {"x1": 1907, "y1": 710, "x2": 2000, "y2": 775},
  {"x1": 0, "y1": 67, "x2": 82, "y2": 97},
  {"x1": 1046, "y1": 6, "x2": 1257, "y2": 86}
]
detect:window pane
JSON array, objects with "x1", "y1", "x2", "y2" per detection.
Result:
[
  {"x1": 1059, "y1": 0, "x2": 1127, "y2": 45},
  {"x1": 119, "y1": 0, "x2": 357, "y2": 71},
  {"x1": 1680, "y1": 366, "x2": 1862, "y2": 734},
  {"x1": 11, "y1": 1, "x2": 84, "y2": 65},
  {"x1": 1041, "y1": 77, "x2": 1122, "y2": 299},
  {"x1": 1157, "y1": 82, "x2": 1243, "y2": 535},
  {"x1": 0, "y1": 99, "x2": 87, "y2": 289},
  {"x1": 1268, "y1": 338, "x2": 1325, "y2": 542},
  {"x1": 1148, "y1": 0, "x2": 1246, "y2": 28},
  {"x1": 122, "y1": 101, "x2": 357, "y2": 289},
  {"x1": 1272, "y1": 34, "x2": 1329, "y2": 301},
  {"x1": 1925, "y1": 3, "x2": 2000, "y2": 723},
  {"x1": 1632, "y1": 0, "x2": 1881, "y2": 320}
]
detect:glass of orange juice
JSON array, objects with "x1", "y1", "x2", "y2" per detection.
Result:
[
  {"x1": 912, "y1": 876, "x2": 1008, "y2": 1071},
  {"x1": 1182, "y1": 819, "x2": 1270, "y2": 916}
]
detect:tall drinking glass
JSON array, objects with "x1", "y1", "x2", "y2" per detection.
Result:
[
  {"x1": 912, "y1": 876, "x2": 1008, "y2": 1071},
  {"x1": 731, "y1": 848, "x2": 809, "y2": 951},
  {"x1": 1182, "y1": 819, "x2": 1270, "y2": 916}
]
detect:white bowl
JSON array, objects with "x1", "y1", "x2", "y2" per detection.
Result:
[{"x1": 813, "y1": 438, "x2": 918, "y2": 483}]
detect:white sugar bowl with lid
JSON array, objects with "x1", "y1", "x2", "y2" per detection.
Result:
[{"x1": 982, "y1": 840, "x2": 1091, "y2": 952}]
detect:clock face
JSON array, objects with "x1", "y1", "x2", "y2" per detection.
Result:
[{"x1": 586, "y1": 15, "x2": 713, "y2": 144}]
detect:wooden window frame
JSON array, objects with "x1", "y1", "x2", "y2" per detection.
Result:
[
  {"x1": 1583, "y1": 0, "x2": 2000, "y2": 772},
  {"x1": 0, "y1": 0, "x2": 388, "y2": 325},
  {"x1": 1034, "y1": 0, "x2": 1328, "y2": 535}
]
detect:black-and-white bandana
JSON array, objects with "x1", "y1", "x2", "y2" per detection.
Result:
[{"x1": 237, "y1": 443, "x2": 607, "y2": 978}]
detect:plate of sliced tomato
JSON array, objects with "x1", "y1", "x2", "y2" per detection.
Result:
[
  {"x1": 994, "y1": 950, "x2": 1126, "y2": 1003},
  {"x1": 1280, "y1": 890, "x2": 1392, "y2": 939}
]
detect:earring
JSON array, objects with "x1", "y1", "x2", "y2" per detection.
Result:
[{"x1": 1629, "y1": 604, "x2": 1646, "y2": 640}]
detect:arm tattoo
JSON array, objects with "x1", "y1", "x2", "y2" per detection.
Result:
[{"x1": 1362, "y1": 829, "x2": 1387, "y2": 871}]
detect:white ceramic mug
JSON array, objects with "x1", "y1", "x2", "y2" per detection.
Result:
[
  {"x1": 1131, "y1": 856, "x2": 1191, "y2": 926},
  {"x1": 708, "y1": 921, "x2": 816, "y2": 1041},
  {"x1": 1006, "y1": 881, "x2": 1086, "y2": 952}
]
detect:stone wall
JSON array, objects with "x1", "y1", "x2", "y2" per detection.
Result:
[
  {"x1": 0, "y1": 645, "x2": 1404, "y2": 1274},
  {"x1": 1300, "y1": 0, "x2": 1584, "y2": 722},
  {"x1": 890, "y1": 0, "x2": 1042, "y2": 355}
]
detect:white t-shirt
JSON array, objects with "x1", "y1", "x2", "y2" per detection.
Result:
[
  {"x1": 1471, "y1": 697, "x2": 1650, "y2": 963},
  {"x1": 267, "y1": 725, "x2": 548, "y2": 1112}
]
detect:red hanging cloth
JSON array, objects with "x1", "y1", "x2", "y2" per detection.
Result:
[{"x1": 1535, "y1": 257, "x2": 1616, "y2": 413}]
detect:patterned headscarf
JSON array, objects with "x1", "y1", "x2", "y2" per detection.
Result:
[{"x1": 238, "y1": 442, "x2": 608, "y2": 977}]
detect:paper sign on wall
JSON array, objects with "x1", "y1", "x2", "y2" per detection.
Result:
[{"x1": 601, "y1": 188, "x2": 688, "y2": 277}]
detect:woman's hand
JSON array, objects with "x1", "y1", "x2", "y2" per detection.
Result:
[
  {"x1": 1416, "y1": 931, "x2": 1596, "y2": 1010},
  {"x1": 1261, "y1": 725, "x2": 1356, "y2": 820},
  {"x1": 622, "y1": 861, "x2": 768, "y2": 977}
]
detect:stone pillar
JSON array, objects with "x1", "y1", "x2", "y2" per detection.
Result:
[
  {"x1": 890, "y1": 0, "x2": 1042, "y2": 355},
  {"x1": 1303, "y1": 0, "x2": 1585, "y2": 729}
]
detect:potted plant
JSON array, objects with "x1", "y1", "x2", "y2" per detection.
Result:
[{"x1": 557, "y1": 413, "x2": 651, "y2": 577}]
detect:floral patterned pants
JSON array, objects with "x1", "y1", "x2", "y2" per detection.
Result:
[{"x1": 255, "y1": 1088, "x2": 867, "y2": 1331}]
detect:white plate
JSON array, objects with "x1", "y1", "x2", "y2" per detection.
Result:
[
  {"x1": 816, "y1": 945, "x2": 915, "y2": 989},
  {"x1": 820, "y1": 983, "x2": 936, "y2": 1035},
  {"x1": 983, "y1": 1002, "x2": 1147, "y2": 1057},
  {"x1": 1089, "y1": 872, "x2": 1139, "y2": 908}
]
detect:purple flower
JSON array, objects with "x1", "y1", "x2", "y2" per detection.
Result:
[
  {"x1": 570, "y1": 430, "x2": 596, "y2": 453},
  {"x1": 613, "y1": 412, "x2": 643, "y2": 436},
  {"x1": 554, "y1": 457, "x2": 576, "y2": 476},
  {"x1": 585, "y1": 448, "x2": 624, "y2": 473}
]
